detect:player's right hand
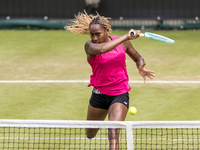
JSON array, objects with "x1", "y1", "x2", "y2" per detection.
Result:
[{"x1": 128, "y1": 29, "x2": 141, "y2": 40}]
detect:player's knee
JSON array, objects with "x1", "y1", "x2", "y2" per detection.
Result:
[
  {"x1": 86, "y1": 131, "x2": 96, "y2": 139},
  {"x1": 86, "y1": 133, "x2": 96, "y2": 139},
  {"x1": 86, "y1": 128, "x2": 97, "y2": 139}
]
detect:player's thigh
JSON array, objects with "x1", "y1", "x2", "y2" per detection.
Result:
[
  {"x1": 86, "y1": 105, "x2": 108, "y2": 138},
  {"x1": 108, "y1": 103, "x2": 128, "y2": 121},
  {"x1": 86, "y1": 104, "x2": 108, "y2": 120}
]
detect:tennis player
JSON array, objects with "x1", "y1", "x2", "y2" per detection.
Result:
[{"x1": 65, "y1": 10, "x2": 155, "y2": 150}]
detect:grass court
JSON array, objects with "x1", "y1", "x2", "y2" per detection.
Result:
[{"x1": 0, "y1": 30, "x2": 199, "y2": 121}]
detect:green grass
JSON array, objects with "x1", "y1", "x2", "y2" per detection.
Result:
[
  {"x1": 0, "y1": 83, "x2": 89, "y2": 120},
  {"x1": 0, "y1": 83, "x2": 199, "y2": 121},
  {"x1": 128, "y1": 83, "x2": 200, "y2": 121},
  {"x1": 0, "y1": 30, "x2": 200, "y2": 121}
]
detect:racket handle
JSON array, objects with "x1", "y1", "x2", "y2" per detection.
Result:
[
  {"x1": 139, "y1": 33, "x2": 144, "y2": 37},
  {"x1": 130, "y1": 32, "x2": 136, "y2": 37},
  {"x1": 130, "y1": 32, "x2": 144, "y2": 37}
]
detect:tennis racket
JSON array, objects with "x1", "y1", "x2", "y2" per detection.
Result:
[{"x1": 131, "y1": 32, "x2": 175, "y2": 44}]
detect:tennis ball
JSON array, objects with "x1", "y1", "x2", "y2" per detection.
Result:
[{"x1": 128, "y1": 106, "x2": 137, "y2": 115}]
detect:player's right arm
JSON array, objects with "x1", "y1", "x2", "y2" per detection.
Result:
[
  {"x1": 85, "y1": 35, "x2": 128, "y2": 55},
  {"x1": 84, "y1": 29, "x2": 139, "y2": 55}
]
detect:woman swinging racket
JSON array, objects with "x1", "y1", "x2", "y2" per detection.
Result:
[{"x1": 65, "y1": 10, "x2": 155, "y2": 150}]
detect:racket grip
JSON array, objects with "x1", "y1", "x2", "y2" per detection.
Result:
[
  {"x1": 130, "y1": 32, "x2": 136, "y2": 37},
  {"x1": 139, "y1": 33, "x2": 144, "y2": 37},
  {"x1": 131, "y1": 32, "x2": 144, "y2": 37}
]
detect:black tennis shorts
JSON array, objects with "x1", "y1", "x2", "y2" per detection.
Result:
[{"x1": 89, "y1": 88, "x2": 129, "y2": 110}]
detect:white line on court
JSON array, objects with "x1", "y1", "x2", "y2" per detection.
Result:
[{"x1": 0, "y1": 80, "x2": 199, "y2": 83}]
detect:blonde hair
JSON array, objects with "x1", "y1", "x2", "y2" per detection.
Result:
[{"x1": 65, "y1": 10, "x2": 112, "y2": 35}]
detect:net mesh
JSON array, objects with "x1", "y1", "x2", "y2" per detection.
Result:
[
  {"x1": 0, "y1": 120, "x2": 200, "y2": 150},
  {"x1": 134, "y1": 128, "x2": 200, "y2": 149},
  {"x1": 0, "y1": 127, "x2": 128, "y2": 149}
]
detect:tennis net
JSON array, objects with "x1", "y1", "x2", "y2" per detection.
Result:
[{"x1": 0, "y1": 120, "x2": 200, "y2": 150}]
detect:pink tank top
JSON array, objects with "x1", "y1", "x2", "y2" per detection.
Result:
[{"x1": 88, "y1": 36, "x2": 131, "y2": 96}]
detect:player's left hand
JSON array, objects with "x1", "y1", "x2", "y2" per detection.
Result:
[{"x1": 138, "y1": 63, "x2": 155, "y2": 83}]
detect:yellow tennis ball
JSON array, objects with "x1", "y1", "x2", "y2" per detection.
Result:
[{"x1": 128, "y1": 106, "x2": 137, "y2": 115}]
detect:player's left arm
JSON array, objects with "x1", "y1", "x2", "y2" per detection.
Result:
[{"x1": 122, "y1": 41, "x2": 155, "y2": 82}]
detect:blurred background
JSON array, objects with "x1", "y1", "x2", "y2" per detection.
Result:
[{"x1": 0, "y1": 0, "x2": 199, "y2": 30}]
